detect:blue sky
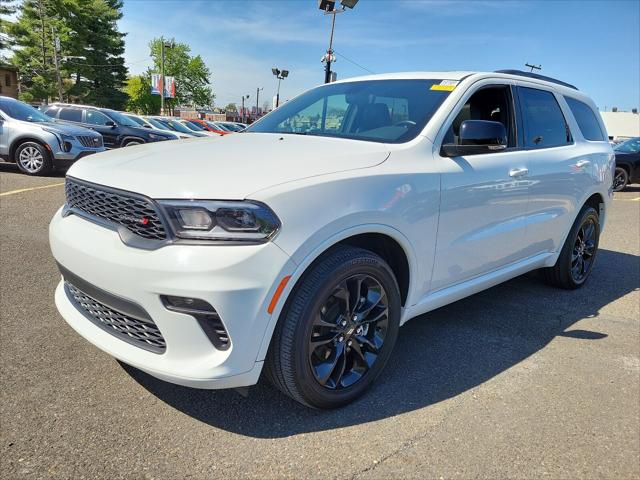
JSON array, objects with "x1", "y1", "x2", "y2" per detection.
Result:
[{"x1": 121, "y1": 0, "x2": 640, "y2": 110}]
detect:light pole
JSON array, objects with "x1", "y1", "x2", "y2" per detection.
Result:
[
  {"x1": 256, "y1": 87, "x2": 263, "y2": 120},
  {"x1": 271, "y1": 68, "x2": 289, "y2": 108},
  {"x1": 318, "y1": 0, "x2": 358, "y2": 84},
  {"x1": 241, "y1": 94, "x2": 250, "y2": 123},
  {"x1": 51, "y1": 27, "x2": 63, "y2": 102},
  {"x1": 160, "y1": 40, "x2": 174, "y2": 116}
]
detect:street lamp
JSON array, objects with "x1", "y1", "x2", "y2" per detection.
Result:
[
  {"x1": 241, "y1": 94, "x2": 250, "y2": 123},
  {"x1": 318, "y1": 0, "x2": 359, "y2": 84},
  {"x1": 272, "y1": 68, "x2": 289, "y2": 108},
  {"x1": 256, "y1": 87, "x2": 264, "y2": 120},
  {"x1": 160, "y1": 40, "x2": 174, "y2": 116}
]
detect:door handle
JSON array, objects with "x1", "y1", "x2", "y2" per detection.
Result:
[
  {"x1": 509, "y1": 167, "x2": 529, "y2": 178},
  {"x1": 575, "y1": 160, "x2": 591, "y2": 168}
]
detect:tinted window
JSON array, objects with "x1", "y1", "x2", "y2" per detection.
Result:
[
  {"x1": 519, "y1": 87, "x2": 571, "y2": 148},
  {"x1": 0, "y1": 97, "x2": 53, "y2": 123},
  {"x1": 248, "y1": 79, "x2": 453, "y2": 143},
  {"x1": 86, "y1": 110, "x2": 111, "y2": 125},
  {"x1": 44, "y1": 108, "x2": 57, "y2": 117},
  {"x1": 613, "y1": 137, "x2": 640, "y2": 153},
  {"x1": 564, "y1": 97, "x2": 606, "y2": 141},
  {"x1": 59, "y1": 108, "x2": 83, "y2": 122}
]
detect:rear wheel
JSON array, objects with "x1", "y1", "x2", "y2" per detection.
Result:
[
  {"x1": 266, "y1": 246, "x2": 401, "y2": 409},
  {"x1": 544, "y1": 206, "x2": 600, "y2": 289},
  {"x1": 124, "y1": 139, "x2": 143, "y2": 147},
  {"x1": 613, "y1": 166, "x2": 629, "y2": 192},
  {"x1": 15, "y1": 142, "x2": 53, "y2": 176}
]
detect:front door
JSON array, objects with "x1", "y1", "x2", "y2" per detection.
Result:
[
  {"x1": 431, "y1": 83, "x2": 531, "y2": 291},
  {"x1": 84, "y1": 110, "x2": 119, "y2": 148}
]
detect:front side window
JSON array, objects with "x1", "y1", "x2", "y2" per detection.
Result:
[
  {"x1": 86, "y1": 110, "x2": 111, "y2": 126},
  {"x1": 614, "y1": 137, "x2": 640, "y2": 153},
  {"x1": 564, "y1": 97, "x2": 606, "y2": 141},
  {"x1": 59, "y1": 108, "x2": 83, "y2": 122},
  {"x1": 104, "y1": 109, "x2": 139, "y2": 127},
  {"x1": 247, "y1": 79, "x2": 453, "y2": 143},
  {"x1": 518, "y1": 87, "x2": 571, "y2": 148}
]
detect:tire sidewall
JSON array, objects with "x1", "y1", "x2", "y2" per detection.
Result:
[
  {"x1": 562, "y1": 207, "x2": 600, "y2": 288},
  {"x1": 289, "y1": 251, "x2": 401, "y2": 408},
  {"x1": 15, "y1": 141, "x2": 52, "y2": 175}
]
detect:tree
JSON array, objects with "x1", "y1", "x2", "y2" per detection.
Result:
[
  {"x1": 148, "y1": 37, "x2": 214, "y2": 112},
  {"x1": 124, "y1": 74, "x2": 159, "y2": 114},
  {"x1": 6, "y1": 0, "x2": 128, "y2": 107},
  {"x1": 0, "y1": 0, "x2": 17, "y2": 62},
  {"x1": 224, "y1": 103, "x2": 237, "y2": 112}
]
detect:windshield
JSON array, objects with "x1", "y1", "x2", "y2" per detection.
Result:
[
  {"x1": 247, "y1": 79, "x2": 453, "y2": 143},
  {"x1": 125, "y1": 114, "x2": 146, "y2": 126},
  {"x1": 614, "y1": 137, "x2": 640, "y2": 153},
  {"x1": 105, "y1": 110, "x2": 140, "y2": 127},
  {"x1": 0, "y1": 98, "x2": 54, "y2": 123},
  {"x1": 160, "y1": 119, "x2": 195, "y2": 134},
  {"x1": 146, "y1": 118, "x2": 168, "y2": 130},
  {"x1": 206, "y1": 121, "x2": 226, "y2": 131},
  {"x1": 183, "y1": 120, "x2": 205, "y2": 131},
  {"x1": 222, "y1": 122, "x2": 242, "y2": 131}
]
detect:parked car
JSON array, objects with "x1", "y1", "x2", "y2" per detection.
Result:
[
  {"x1": 50, "y1": 70, "x2": 613, "y2": 408},
  {"x1": 612, "y1": 137, "x2": 640, "y2": 191},
  {"x1": 122, "y1": 114, "x2": 184, "y2": 140},
  {"x1": 0, "y1": 96, "x2": 104, "y2": 175},
  {"x1": 44, "y1": 103, "x2": 175, "y2": 148},
  {"x1": 149, "y1": 117, "x2": 208, "y2": 138},
  {"x1": 178, "y1": 119, "x2": 225, "y2": 136},
  {"x1": 219, "y1": 121, "x2": 245, "y2": 132}
]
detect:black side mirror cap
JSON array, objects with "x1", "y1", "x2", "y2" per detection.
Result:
[
  {"x1": 441, "y1": 120, "x2": 507, "y2": 157},
  {"x1": 105, "y1": 120, "x2": 116, "y2": 127}
]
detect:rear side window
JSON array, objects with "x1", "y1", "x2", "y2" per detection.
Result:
[
  {"x1": 564, "y1": 97, "x2": 606, "y2": 141},
  {"x1": 59, "y1": 108, "x2": 83, "y2": 122},
  {"x1": 518, "y1": 87, "x2": 571, "y2": 149}
]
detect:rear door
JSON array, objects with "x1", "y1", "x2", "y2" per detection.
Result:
[
  {"x1": 431, "y1": 81, "x2": 531, "y2": 291},
  {"x1": 516, "y1": 85, "x2": 593, "y2": 257}
]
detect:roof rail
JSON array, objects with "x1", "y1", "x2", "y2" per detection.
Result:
[{"x1": 494, "y1": 69, "x2": 578, "y2": 90}]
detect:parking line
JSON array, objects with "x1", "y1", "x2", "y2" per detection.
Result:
[{"x1": 0, "y1": 182, "x2": 65, "y2": 197}]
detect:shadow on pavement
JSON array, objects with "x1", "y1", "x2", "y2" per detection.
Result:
[{"x1": 121, "y1": 249, "x2": 639, "y2": 438}]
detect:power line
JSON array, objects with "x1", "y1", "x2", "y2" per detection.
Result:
[
  {"x1": 333, "y1": 50, "x2": 375, "y2": 74},
  {"x1": 63, "y1": 57, "x2": 150, "y2": 67}
]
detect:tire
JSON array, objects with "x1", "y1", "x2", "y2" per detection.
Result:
[
  {"x1": 613, "y1": 166, "x2": 629, "y2": 192},
  {"x1": 265, "y1": 246, "x2": 401, "y2": 409},
  {"x1": 15, "y1": 141, "x2": 53, "y2": 176},
  {"x1": 123, "y1": 139, "x2": 143, "y2": 147},
  {"x1": 544, "y1": 205, "x2": 600, "y2": 289}
]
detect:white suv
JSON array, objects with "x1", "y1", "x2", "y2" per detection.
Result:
[{"x1": 50, "y1": 70, "x2": 614, "y2": 408}]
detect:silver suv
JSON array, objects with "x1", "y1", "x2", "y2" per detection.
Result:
[{"x1": 0, "y1": 96, "x2": 104, "y2": 175}]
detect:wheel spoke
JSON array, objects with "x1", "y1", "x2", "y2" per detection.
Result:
[
  {"x1": 314, "y1": 342, "x2": 345, "y2": 386},
  {"x1": 572, "y1": 256, "x2": 584, "y2": 279},
  {"x1": 310, "y1": 332, "x2": 338, "y2": 349},
  {"x1": 355, "y1": 333, "x2": 379, "y2": 353},
  {"x1": 359, "y1": 308, "x2": 388, "y2": 326},
  {"x1": 583, "y1": 222, "x2": 595, "y2": 242},
  {"x1": 332, "y1": 281, "x2": 351, "y2": 313},
  {"x1": 350, "y1": 341, "x2": 375, "y2": 368},
  {"x1": 346, "y1": 275, "x2": 365, "y2": 313},
  {"x1": 584, "y1": 241, "x2": 595, "y2": 257}
]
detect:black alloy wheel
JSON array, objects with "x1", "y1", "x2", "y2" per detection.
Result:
[
  {"x1": 613, "y1": 166, "x2": 629, "y2": 192},
  {"x1": 309, "y1": 274, "x2": 389, "y2": 390}
]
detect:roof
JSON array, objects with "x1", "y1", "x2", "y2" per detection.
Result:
[{"x1": 0, "y1": 64, "x2": 18, "y2": 72}]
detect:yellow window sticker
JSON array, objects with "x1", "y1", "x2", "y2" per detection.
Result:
[{"x1": 430, "y1": 80, "x2": 459, "y2": 91}]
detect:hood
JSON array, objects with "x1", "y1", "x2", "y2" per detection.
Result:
[
  {"x1": 68, "y1": 132, "x2": 390, "y2": 199},
  {"x1": 32, "y1": 121, "x2": 99, "y2": 137}
]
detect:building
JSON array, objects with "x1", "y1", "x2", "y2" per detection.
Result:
[
  {"x1": 600, "y1": 111, "x2": 640, "y2": 140},
  {"x1": 0, "y1": 64, "x2": 18, "y2": 99}
]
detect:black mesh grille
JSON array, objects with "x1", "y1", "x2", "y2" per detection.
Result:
[
  {"x1": 77, "y1": 135, "x2": 103, "y2": 148},
  {"x1": 65, "y1": 281, "x2": 166, "y2": 353},
  {"x1": 65, "y1": 178, "x2": 167, "y2": 240}
]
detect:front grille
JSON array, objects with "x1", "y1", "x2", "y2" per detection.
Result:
[
  {"x1": 65, "y1": 178, "x2": 167, "y2": 240},
  {"x1": 65, "y1": 281, "x2": 166, "y2": 354},
  {"x1": 77, "y1": 135, "x2": 103, "y2": 148}
]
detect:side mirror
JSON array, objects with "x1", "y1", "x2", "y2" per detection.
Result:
[
  {"x1": 105, "y1": 120, "x2": 116, "y2": 128},
  {"x1": 143, "y1": 124, "x2": 152, "y2": 128},
  {"x1": 441, "y1": 120, "x2": 507, "y2": 157}
]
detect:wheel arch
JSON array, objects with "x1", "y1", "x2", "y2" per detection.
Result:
[
  {"x1": 256, "y1": 224, "x2": 417, "y2": 362},
  {"x1": 9, "y1": 136, "x2": 52, "y2": 162},
  {"x1": 121, "y1": 136, "x2": 145, "y2": 146}
]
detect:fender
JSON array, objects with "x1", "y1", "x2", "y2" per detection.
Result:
[
  {"x1": 254, "y1": 223, "x2": 418, "y2": 362},
  {"x1": 9, "y1": 135, "x2": 52, "y2": 161},
  {"x1": 120, "y1": 136, "x2": 145, "y2": 147}
]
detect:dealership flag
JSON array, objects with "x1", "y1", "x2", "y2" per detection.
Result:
[{"x1": 150, "y1": 74, "x2": 176, "y2": 98}]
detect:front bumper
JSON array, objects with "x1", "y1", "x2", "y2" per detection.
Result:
[{"x1": 49, "y1": 208, "x2": 296, "y2": 389}]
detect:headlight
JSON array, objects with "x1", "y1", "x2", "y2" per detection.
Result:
[
  {"x1": 158, "y1": 200, "x2": 281, "y2": 243},
  {"x1": 43, "y1": 128, "x2": 75, "y2": 152},
  {"x1": 148, "y1": 133, "x2": 168, "y2": 141}
]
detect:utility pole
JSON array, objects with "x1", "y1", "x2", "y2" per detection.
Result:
[
  {"x1": 525, "y1": 63, "x2": 542, "y2": 73},
  {"x1": 256, "y1": 87, "x2": 263, "y2": 120},
  {"x1": 323, "y1": 9, "x2": 341, "y2": 84},
  {"x1": 160, "y1": 42, "x2": 165, "y2": 116},
  {"x1": 52, "y1": 27, "x2": 63, "y2": 102},
  {"x1": 241, "y1": 94, "x2": 250, "y2": 123}
]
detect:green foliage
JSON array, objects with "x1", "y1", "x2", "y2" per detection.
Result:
[
  {"x1": 148, "y1": 37, "x2": 214, "y2": 111},
  {"x1": 5, "y1": 0, "x2": 128, "y2": 108},
  {"x1": 124, "y1": 74, "x2": 159, "y2": 114},
  {"x1": 224, "y1": 103, "x2": 237, "y2": 112}
]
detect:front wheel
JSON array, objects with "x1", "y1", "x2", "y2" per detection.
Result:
[
  {"x1": 266, "y1": 246, "x2": 401, "y2": 409},
  {"x1": 613, "y1": 167, "x2": 629, "y2": 192},
  {"x1": 544, "y1": 206, "x2": 600, "y2": 289},
  {"x1": 15, "y1": 142, "x2": 53, "y2": 176}
]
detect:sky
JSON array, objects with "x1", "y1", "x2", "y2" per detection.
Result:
[{"x1": 120, "y1": 0, "x2": 640, "y2": 111}]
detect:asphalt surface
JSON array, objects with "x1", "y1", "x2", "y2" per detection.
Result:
[{"x1": 1, "y1": 162, "x2": 639, "y2": 479}]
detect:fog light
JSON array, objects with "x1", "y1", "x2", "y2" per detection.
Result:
[
  {"x1": 162, "y1": 295, "x2": 214, "y2": 314},
  {"x1": 177, "y1": 208, "x2": 214, "y2": 230}
]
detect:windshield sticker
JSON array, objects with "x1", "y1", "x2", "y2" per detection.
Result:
[{"x1": 430, "y1": 80, "x2": 459, "y2": 91}]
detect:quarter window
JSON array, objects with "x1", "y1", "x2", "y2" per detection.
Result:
[
  {"x1": 564, "y1": 97, "x2": 606, "y2": 141},
  {"x1": 518, "y1": 87, "x2": 571, "y2": 148},
  {"x1": 59, "y1": 108, "x2": 83, "y2": 123}
]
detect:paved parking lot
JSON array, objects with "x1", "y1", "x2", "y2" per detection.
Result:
[{"x1": 1, "y1": 163, "x2": 639, "y2": 479}]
